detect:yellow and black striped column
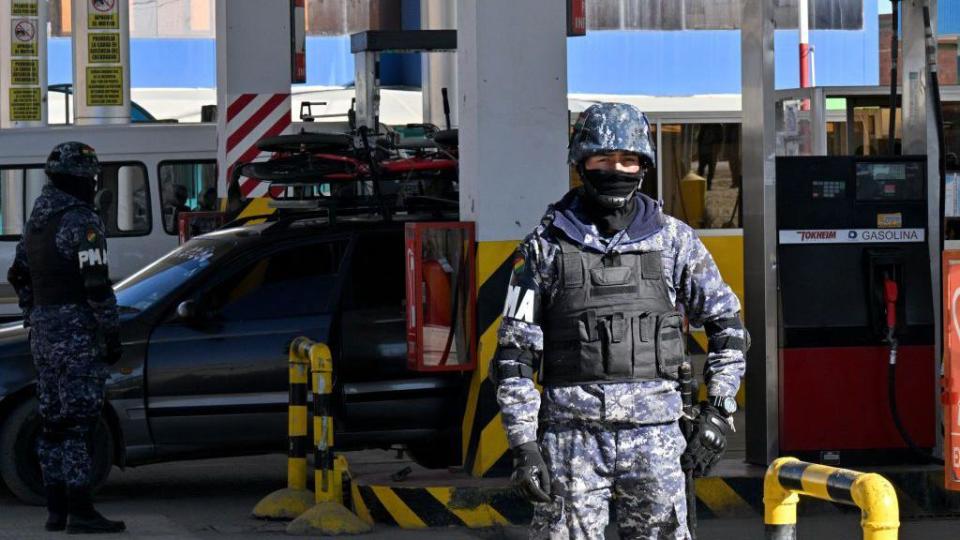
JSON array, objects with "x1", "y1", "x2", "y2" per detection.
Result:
[
  {"x1": 462, "y1": 241, "x2": 520, "y2": 478},
  {"x1": 287, "y1": 339, "x2": 371, "y2": 535},
  {"x1": 251, "y1": 337, "x2": 315, "y2": 520},
  {"x1": 309, "y1": 342, "x2": 340, "y2": 503}
]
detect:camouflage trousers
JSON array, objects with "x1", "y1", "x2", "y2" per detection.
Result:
[
  {"x1": 530, "y1": 421, "x2": 690, "y2": 540},
  {"x1": 30, "y1": 326, "x2": 107, "y2": 488}
]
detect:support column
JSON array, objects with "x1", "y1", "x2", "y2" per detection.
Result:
[
  {"x1": 1, "y1": 0, "x2": 47, "y2": 127},
  {"x1": 421, "y1": 0, "x2": 457, "y2": 128},
  {"x1": 457, "y1": 0, "x2": 568, "y2": 477},
  {"x1": 71, "y1": 0, "x2": 130, "y2": 125},
  {"x1": 742, "y1": 0, "x2": 780, "y2": 465},
  {"x1": 215, "y1": 0, "x2": 293, "y2": 199}
]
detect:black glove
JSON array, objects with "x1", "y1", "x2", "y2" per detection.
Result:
[
  {"x1": 510, "y1": 441, "x2": 551, "y2": 503},
  {"x1": 104, "y1": 332, "x2": 123, "y2": 365},
  {"x1": 681, "y1": 404, "x2": 731, "y2": 478}
]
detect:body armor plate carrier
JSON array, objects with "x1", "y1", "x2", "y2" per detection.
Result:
[
  {"x1": 25, "y1": 208, "x2": 87, "y2": 306},
  {"x1": 541, "y1": 236, "x2": 685, "y2": 386}
]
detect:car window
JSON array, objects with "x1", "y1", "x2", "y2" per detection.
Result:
[
  {"x1": 0, "y1": 162, "x2": 150, "y2": 238},
  {"x1": 204, "y1": 240, "x2": 347, "y2": 321},
  {"x1": 345, "y1": 230, "x2": 404, "y2": 309},
  {"x1": 115, "y1": 238, "x2": 231, "y2": 313},
  {"x1": 159, "y1": 161, "x2": 218, "y2": 234}
]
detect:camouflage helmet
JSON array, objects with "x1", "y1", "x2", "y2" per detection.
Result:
[
  {"x1": 45, "y1": 141, "x2": 101, "y2": 179},
  {"x1": 568, "y1": 103, "x2": 656, "y2": 166}
]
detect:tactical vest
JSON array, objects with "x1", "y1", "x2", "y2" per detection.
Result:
[
  {"x1": 25, "y1": 208, "x2": 87, "y2": 306},
  {"x1": 541, "y1": 236, "x2": 686, "y2": 386}
]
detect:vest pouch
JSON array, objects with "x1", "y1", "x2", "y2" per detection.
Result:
[
  {"x1": 600, "y1": 313, "x2": 632, "y2": 378},
  {"x1": 632, "y1": 312, "x2": 658, "y2": 379},
  {"x1": 655, "y1": 312, "x2": 686, "y2": 381}
]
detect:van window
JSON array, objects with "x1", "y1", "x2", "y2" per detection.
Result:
[
  {"x1": 99, "y1": 164, "x2": 151, "y2": 236},
  {"x1": 159, "y1": 161, "x2": 217, "y2": 235},
  {"x1": 0, "y1": 166, "x2": 46, "y2": 237},
  {"x1": 0, "y1": 162, "x2": 150, "y2": 238}
]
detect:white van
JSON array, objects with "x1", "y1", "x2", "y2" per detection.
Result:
[{"x1": 0, "y1": 123, "x2": 216, "y2": 320}]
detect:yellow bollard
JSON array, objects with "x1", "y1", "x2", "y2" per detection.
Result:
[
  {"x1": 763, "y1": 457, "x2": 900, "y2": 540},
  {"x1": 252, "y1": 337, "x2": 315, "y2": 520},
  {"x1": 287, "y1": 341, "x2": 372, "y2": 535}
]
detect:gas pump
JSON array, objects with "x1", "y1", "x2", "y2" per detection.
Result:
[{"x1": 776, "y1": 155, "x2": 936, "y2": 464}]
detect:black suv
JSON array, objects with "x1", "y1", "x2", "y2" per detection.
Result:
[{"x1": 0, "y1": 216, "x2": 467, "y2": 504}]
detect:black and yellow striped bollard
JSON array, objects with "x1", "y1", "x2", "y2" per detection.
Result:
[
  {"x1": 252, "y1": 337, "x2": 315, "y2": 520},
  {"x1": 765, "y1": 457, "x2": 899, "y2": 540},
  {"x1": 287, "y1": 339, "x2": 371, "y2": 535}
]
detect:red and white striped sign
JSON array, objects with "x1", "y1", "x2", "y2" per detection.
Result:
[{"x1": 222, "y1": 92, "x2": 291, "y2": 198}]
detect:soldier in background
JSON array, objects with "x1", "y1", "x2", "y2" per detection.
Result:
[
  {"x1": 8, "y1": 142, "x2": 125, "y2": 534},
  {"x1": 490, "y1": 104, "x2": 746, "y2": 539}
]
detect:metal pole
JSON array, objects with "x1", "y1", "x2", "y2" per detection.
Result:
[
  {"x1": 421, "y1": 0, "x2": 457, "y2": 128},
  {"x1": 902, "y1": 0, "x2": 943, "y2": 461},
  {"x1": 742, "y1": 0, "x2": 780, "y2": 465},
  {"x1": 798, "y1": 0, "x2": 810, "y2": 89}
]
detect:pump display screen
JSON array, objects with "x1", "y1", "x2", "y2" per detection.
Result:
[{"x1": 855, "y1": 161, "x2": 925, "y2": 201}]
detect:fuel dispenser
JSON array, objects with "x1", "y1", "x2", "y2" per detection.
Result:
[{"x1": 777, "y1": 155, "x2": 936, "y2": 464}]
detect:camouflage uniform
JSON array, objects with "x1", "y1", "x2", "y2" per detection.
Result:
[
  {"x1": 10, "y1": 184, "x2": 117, "y2": 490},
  {"x1": 493, "y1": 188, "x2": 745, "y2": 539}
]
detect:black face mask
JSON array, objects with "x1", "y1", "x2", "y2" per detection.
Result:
[
  {"x1": 580, "y1": 168, "x2": 642, "y2": 209},
  {"x1": 51, "y1": 175, "x2": 98, "y2": 205}
]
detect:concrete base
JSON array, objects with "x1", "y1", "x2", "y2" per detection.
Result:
[
  {"x1": 251, "y1": 487, "x2": 314, "y2": 521},
  {"x1": 347, "y1": 455, "x2": 960, "y2": 529},
  {"x1": 286, "y1": 501, "x2": 372, "y2": 536}
]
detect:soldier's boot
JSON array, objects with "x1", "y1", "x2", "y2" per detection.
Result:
[
  {"x1": 45, "y1": 483, "x2": 68, "y2": 531},
  {"x1": 66, "y1": 486, "x2": 125, "y2": 534}
]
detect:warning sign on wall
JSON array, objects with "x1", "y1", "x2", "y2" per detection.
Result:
[
  {"x1": 10, "y1": 59, "x2": 38, "y2": 85},
  {"x1": 88, "y1": 33, "x2": 120, "y2": 63},
  {"x1": 11, "y1": 19, "x2": 37, "y2": 57},
  {"x1": 11, "y1": 1, "x2": 38, "y2": 17},
  {"x1": 88, "y1": 0, "x2": 118, "y2": 29},
  {"x1": 86, "y1": 66, "x2": 123, "y2": 106},
  {"x1": 9, "y1": 87, "x2": 40, "y2": 122}
]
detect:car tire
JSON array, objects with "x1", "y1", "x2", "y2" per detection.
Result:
[{"x1": 0, "y1": 398, "x2": 114, "y2": 506}]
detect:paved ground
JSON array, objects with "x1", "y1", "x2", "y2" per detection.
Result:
[{"x1": 0, "y1": 453, "x2": 956, "y2": 539}]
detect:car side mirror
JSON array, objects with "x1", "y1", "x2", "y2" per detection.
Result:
[{"x1": 176, "y1": 300, "x2": 197, "y2": 321}]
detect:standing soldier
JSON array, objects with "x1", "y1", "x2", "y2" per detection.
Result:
[
  {"x1": 7, "y1": 142, "x2": 125, "y2": 534},
  {"x1": 490, "y1": 104, "x2": 746, "y2": 539}
]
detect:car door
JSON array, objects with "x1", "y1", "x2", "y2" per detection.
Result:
[{"x1": 144, "y1": 237, "x2": 348, "y2": 454}]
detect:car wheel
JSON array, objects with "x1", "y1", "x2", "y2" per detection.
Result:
[{"x1": 0, "y1": 398, "x2": 114, "y2": 506}]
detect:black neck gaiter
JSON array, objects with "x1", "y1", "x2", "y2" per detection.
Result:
[{"x1": 581, "y1": 190, "x2": 639, "y2": 237}]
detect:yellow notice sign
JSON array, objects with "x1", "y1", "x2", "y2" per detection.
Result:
[
  {"x1": 88, "y1": 33, "x2": 120, "y2": 63},
  {"x1": 10, "y1": 87, "x2": 41, "y2": 122},
  {"x1": 88, "y1": 0, "x2": 119, "y2": 29},
  {"x1": 11, "y1": 59, "x2": 38, "y2": 85},
  {"x1": 86, "y1": 66, "x2": 123, "y2": 106},
  {"x1": 11, "y1": 19, "x2": 38, "y2": 56},
  {"x1": 11, "y1": 1, "x2": 38, "y2": 17}
]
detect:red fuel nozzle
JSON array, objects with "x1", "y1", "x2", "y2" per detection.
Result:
[{"x1": 883, "y1": 276, "x2": 898, "y2": 331}]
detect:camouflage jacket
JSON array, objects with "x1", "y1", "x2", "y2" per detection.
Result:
[
  {"x1": 493, "y1": 190, "x2": 745, "y2": 449},
  {"x1": 9, "y1": 184, "x2": 119, "y2": 334}
]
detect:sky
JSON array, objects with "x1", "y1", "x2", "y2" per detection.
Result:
[{"x1": 878, "y1": 1, "x2": 892, "y2": 15}]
